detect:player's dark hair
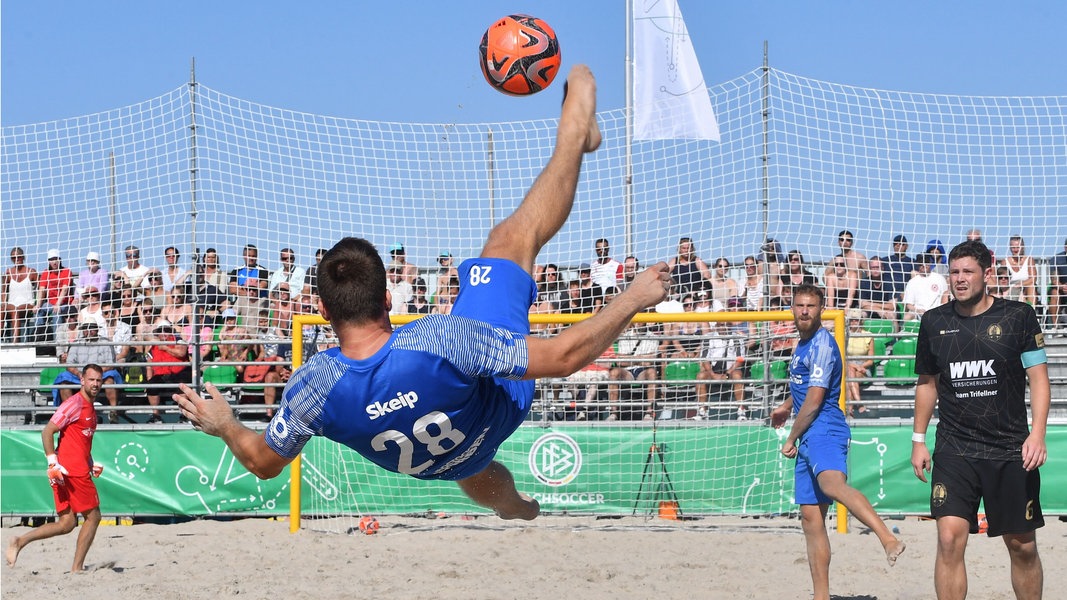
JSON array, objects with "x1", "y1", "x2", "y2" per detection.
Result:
[
  {"x1": 83, "y1": 363, "x2": 103, "y2": 377},
  {"x1": 318, "y1": 237, "x2": 388, "y2": 326},
  {"x1": 793, "y1": 283, "x2": 825, "y2": 305},
  {"x1": 948, "y1": 240, "x2": 993, "y2": 271}
]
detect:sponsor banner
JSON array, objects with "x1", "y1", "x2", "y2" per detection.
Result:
[{"x1": 3, "y1": 425, "x2": 1064, "y2": 516}]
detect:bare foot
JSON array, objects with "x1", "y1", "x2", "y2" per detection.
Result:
[
  {"x1": 6, "y1": 536, "x2": 21, "y2": 567},
  {"x1": 885, "y1": 539, "x2": 906, "y2": 566},
  {"x1": 559, "y1": 65, "x2": 601, "y2": 153},
  {"x1": 494, "y1": 492, "x2": 541, "y2": 521}
]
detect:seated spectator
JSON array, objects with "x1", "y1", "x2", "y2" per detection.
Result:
[
  {"x1": 766, "y1": 296, "x2": 798, "y2": 359},
  {"x1": 665, "y1": 293, "x2": 705, "y2": 360},
  {"x1": 709, "y1": 258, "x2": 739, "y2": 303},
  {"x1": 216, "y1": 308, "x2": 249, "y2": 376},
  {"x1": 829, "y1": 230, "x2": 869, "y2": 278},
  {"x1": 303, "y1": 248, "x2": 327, "y2": 301},
  {"x1": 620, "y1": 256, "x2": 640, "y2": 290},
  {"x1": 32, "y1": 249, "x2": 73, "y2": 345},
  {"x1": 75, "y1": 251, "x2": 108, "y2": 297},
  {"x1": 118, "y1": 245, "x2": 151, "y2": 289},
  {"x1": 534, "y1": 263, "x2": 564, "y2": 307},
  {"x1": 698, "y1": 309, "x2": 746, "y2": 420},
  {"x1": 824, "y1": 256, "x2": 858, "y2": 309},
  {"x1": 56, "y1": 306, "x2": 81, "y2": 361},
  {"x1": 858, "y1": 257, "x2": 898, "y2": 326},
  {"x1": 924, "y1": 239, "x2": 948, "y2": 276},
  {"x1": 902, "y1": 253, "x2": 949, "y2": 321},
  {"x1": 991, "y1": 266, "x2": 1012, "y2": 298},
  {"x1": 78, "y1": 287, "x2": 108, "y2": 337},
  {"x1": 233, "y1": 278, "x2": 267, "y2": 326},
  {"x1": 1049, "y1": 239, "x2": 1067, "y2": 328},
  {"x1": 882, "y1": 235, "x2": 914, "y2": 297},
  {"x1": 590, "y1": 238, "x2": 622, "y2": 291},
  {"x1": 759, "y1": 238, "x2": 786, "y2": 295},
  {"x1": 780, "y1": 250, "x2": 817, "y2": 300},
  {"x1": 3, "y1": 247, "x2": 38, "y2": 343},
  {"x1": 145, "y1": 323, "x2": 191, "y2": 423},
  {"x1": 667, "y1": 236, "x2": 712, "y2": 297},
  {"x1": 576, "y1": 263, "x2": 603, "y2": 310},
  {"x1": 135, "y1": 298, "x2": 159, "y2": 339},
  {"x1": 159, "y1": 286, "x2": 192, "y2": 327},
  {"x1": 406, "y1": 278, "x2": 432, "y2": 314},
  {"x1": 1000, "y1": 235, "x2": 1037, "y2": 305},
  {"x1": 845, "y1": 309, "x2": 875, "y2": 416},
  {"x1": 268, "y1": 282, "x2": 296, "y2": 329},
  {"x1": 142, "y1": 271, "x2": 166, "y2": 309},
  {"x1": 160, "y1": 246, "x2": 189, "y2": 293},
  {"x1": 269, "y1": 247, "x2": 306, "y2": 297},
  {"x1": 608, "y1": 321, "x2": 661, "y2": 421},
  {"x1": 559, "y1": 279, "x2": 585, "y2": 314},
  {"x1": 431, "y1": 277, "x2": 458, "y2": 315},
  {"x1": 387, "y1": 243, "x2": 418, "y2": 284},
  {"x1": 562, "y1": 298, "x2": 614, "y2": 420},
  {"x1": 386, "y1": 265, "x2": 412, "y2": 316},
  {"x1": 738, "y1": 256, "x2": 764, "y2": 311},
  {"x1": 228, "y1": 244, "x2": 269, "y2": 298},
  {"x1": 101, "y1": 303, "x2": 135, "y2": 423}
]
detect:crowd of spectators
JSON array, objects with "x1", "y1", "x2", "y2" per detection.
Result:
[{"x1": 4, "y1": 231, "x2": 1065, "y2": 423}]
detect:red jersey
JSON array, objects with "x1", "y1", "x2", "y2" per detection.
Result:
[
  {"x1": 50, "y1": 392, "x2": 96, "y2": 477},
  {"x1": 150, "y1": 342, "x2": 186, "y2": 376},
  {"x1": 38, "y1": 267, "x2": 73, "y2": 306}
]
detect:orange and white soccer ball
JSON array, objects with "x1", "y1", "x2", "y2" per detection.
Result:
[
  {"x1": 358, "y1": 515, "x2": 380, "y2": 535},
  {"x1": 479, "y1": 14, "x2": 561, "y2": 96}
]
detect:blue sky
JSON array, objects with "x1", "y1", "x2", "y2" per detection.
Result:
[
  {"x1": 2, "y1": 1, "x2": 1065, "y2": 272},
  {"x1": 4, "y1": 1, "x2": 1066, "y2": 126}
]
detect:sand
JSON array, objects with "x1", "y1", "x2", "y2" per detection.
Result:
[{"x1": 3, "y1": 515, "x2": 1065, "y2": 599}]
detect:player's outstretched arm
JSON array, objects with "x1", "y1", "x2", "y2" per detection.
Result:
[
  {"x1": 174, "y1": 383, "x2": 292, "y2": 479},
  {"x1": 524, "y1": 262, "x2": 670, "y2": 379}
]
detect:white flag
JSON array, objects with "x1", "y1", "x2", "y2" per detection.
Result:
[{"x1": 633, "y1": 0, "x2": 720, "y2": 141}]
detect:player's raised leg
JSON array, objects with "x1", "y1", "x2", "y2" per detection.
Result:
[
  {"x1": 479, "y1": 64, "x2": 601, "y2": 274},
  {"x1": 457, "y1": 460, "x2": 539, "y2": 520}
]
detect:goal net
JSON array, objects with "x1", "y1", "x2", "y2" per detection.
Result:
[{"x1": 290, "y1": 310, "x2": 844, "y2": 534}]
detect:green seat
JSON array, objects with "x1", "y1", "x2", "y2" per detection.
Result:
[
  {"x1": 863, "y1": 319, "x2": 895, "y2": 335},
  {"x1": 663, "y1": 361, "x2": 700, "y2": 381},
  {"x1": 872, "y1": 337, "x2": 893, "y2": 360},
  {"x1": 883, "y1": 359, "x2": 916, "y2": 386},
  {"x1": 202, "y1": 365, "x2": 238, "y2": 385},
  {"x1": 37, "y1": 366, "x2": 67, "y2": 405},
  {"x1": 901, "y1": 320, "x2": 921, "y2": 334},
  {"x1": 750, "y1": 359, "x2": 788, "y2": 382},
  {"x1": 891, "y1": 337, "x2": 918, "y2": 358}
]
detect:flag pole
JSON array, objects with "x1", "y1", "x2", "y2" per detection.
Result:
[{"x1": 624, "y1": 0, "x2": 634, "y2": 259}]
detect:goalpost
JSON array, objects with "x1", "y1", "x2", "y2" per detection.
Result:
[{"x1": 288, "y1": 310, "x2": 847, "y2": 534}]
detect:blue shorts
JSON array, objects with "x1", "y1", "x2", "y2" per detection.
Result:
[
  {"x1": 452, "y1": 258, "x2": 538, "y2": 335},
  {"x1": 794, "y1": 434, "x2": 850, "y2": 505},
  {"x1": 439, "y1": 258, "x2": 537, "y2": 480}
]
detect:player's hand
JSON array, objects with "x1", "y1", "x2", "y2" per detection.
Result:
[
  {"x1": 90, "y1": 458, "x2": 104, "y2": 478},
  {"x1": 769, "y1": 404, "x2": 790, "y2": 429},
  {"x1": 174, "y1": 383, "x2": 237, "y2": 437},
  {"x1": 911, "y1": 444, "x2": 932, "y2": 483},
  {"x1": 1021, "y1": 433, "x2": 1047, "y2": 471},
  {"x1": 780, "y1": 440, "x2": 798, "y2": 459},
  {"x1": 627, "y1": 262, "x2": 672, "y2": 309},
  {"x1": 46, "y1": 454, "x2": 68, "y2": 486}
]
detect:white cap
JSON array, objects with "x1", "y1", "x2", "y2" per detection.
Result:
[
  {"x1": 86, "y1": 251, "x2": 101, "y2": 262},
  {"x1": 47, "y1": 249, "x2": 61, "y2": 260},
  {"x1": 221, "y1": 308, "x2": 237, "y2": 319}
]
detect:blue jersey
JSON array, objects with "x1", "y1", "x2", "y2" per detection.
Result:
[
  {"x1": 265, "y1": 315, "x2": 534, "y2": 480},
  {"x1": 788, "y1": 326, "x2": 849, "y2": 439}
]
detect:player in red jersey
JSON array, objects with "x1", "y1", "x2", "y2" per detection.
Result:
[{"x1": 6, "y1": 364, "x2": 105, "y2": 572}]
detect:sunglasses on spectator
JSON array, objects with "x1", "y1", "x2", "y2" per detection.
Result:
[
  {"x1": 11, "y1": 255, "x2": 25, "y2": 262},
  {"x1": 839, "y1": 237, "x2": 853, "y2": 243},
  {"x1": 744, "y1": 263, "x2": 756, "y2": 268},
  {"x1": 716, "y1": 263, "x2": 729, "y2": 268},
  {"x1": 834, "y1": 262, "x2": 845, "y2": 267}
]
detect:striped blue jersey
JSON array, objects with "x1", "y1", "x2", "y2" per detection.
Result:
[
  {"x1": 264, "y1": 314, "x2": 534, "y2": 480},
  {"x1": 788, "y1": 326, "x2": 850, "y2": 438}
]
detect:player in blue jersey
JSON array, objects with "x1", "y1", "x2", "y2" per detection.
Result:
[
  {"x1": 911, "y1": 240, "x2": 1049, "y2": 600},
  {"x1": 770, "y1": 283, "x2": 905, "y2": 600},
  {"x1": 174, "y1": 65, "x2": 672, "y2": 520}
]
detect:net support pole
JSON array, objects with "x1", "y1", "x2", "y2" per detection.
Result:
[
  {"x1": 187, "y1": 57, "x2": 203, "y2": 389},
  {"x1": 831, "y1": 308, "x2": 849, "y2": 534},
  {"x1": 108, "y1": 152, "x2": 117, "y2": 271},
  {"x1": 623, "y1": 0, "x2": 634, "y2": 258},
  {"x1": 289, "y1": 315, "x2": 308, "y2": 533}
]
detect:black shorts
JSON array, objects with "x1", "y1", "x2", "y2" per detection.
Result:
[{"x1": 930, "y1": 453, "x2": 1044, "y2": 537}]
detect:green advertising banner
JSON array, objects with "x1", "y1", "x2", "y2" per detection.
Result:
[{"x1": 3, "y1": 425, "x2": 1065, "y2": 517}]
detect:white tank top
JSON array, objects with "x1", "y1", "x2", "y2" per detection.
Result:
[{"x1": 6, "y1": 273, "x2": 34, "y2": 305}]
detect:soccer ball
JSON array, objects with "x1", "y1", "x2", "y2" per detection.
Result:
[
  {"x1": 479, "y1": 14, "x2": 561, "y2": 96},
  {"x1": 357, "y1": 515, "x2": 380, "y2": 535}
]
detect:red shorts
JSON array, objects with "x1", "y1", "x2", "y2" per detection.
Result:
[{"x1": 52, "y1": 474, "x2": 99, "y2": 514}]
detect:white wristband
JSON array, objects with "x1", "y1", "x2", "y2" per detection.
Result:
[
  {"x1": 911, "y1": 432, "x2": 926, "y2": 443},
  {"x1": 46, "y1": 453, "x2": 57, "y2": 466}
]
